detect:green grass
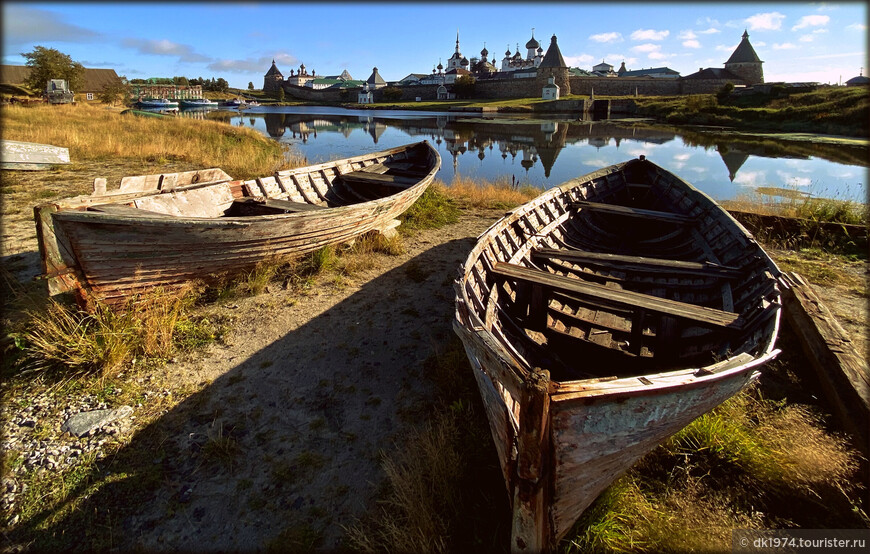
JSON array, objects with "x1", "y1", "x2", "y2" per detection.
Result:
[
  {"x1": 399, "y1": 184, "x2": 461, "y2": 231},
  {"x1": 634, "y1": 86, "x2": 869, "y2": 137}
]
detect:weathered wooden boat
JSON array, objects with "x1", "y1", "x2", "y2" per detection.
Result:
[
  {"x1": 453, "y1": 156, "x2": 782, "y2": 551},
  {"x1": 1, "y1": 140, "x2": 70, "y2": 171},
  {"x1": 35, "y1": 141, "x2": 440, "y2": 306}
]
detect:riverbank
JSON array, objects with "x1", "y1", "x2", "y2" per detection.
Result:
[
  {"x1": 1, "y1": 108, "x2": 867, "y2": 550},
  {"x1": 244, "y1": 85, "x2": 870, "y2": 138}
]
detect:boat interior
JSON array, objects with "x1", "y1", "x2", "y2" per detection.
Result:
[
  {"x1": 465, "y1": 159, "x2": 780, "y2": 381},
  {"x1": 82, "y1": 145, "x2": 434, "y2": 219}
]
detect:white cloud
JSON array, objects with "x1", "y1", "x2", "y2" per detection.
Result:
[
  {"x1": 630, "y1": 29, "x2": 670, "y2": 41},
  {"x1": 792, "y1": 15, "x2": 830, "y2": 30},
  {"x1": 698, "y1": 27, "x2": 721, "y2": 35},
  {"x1": 2, "y1": 5, "x2": 103, "y2": 47},
  {"x1": 683, "y1": 40, "x2": 701, "y2": 49},
  {"x1": 208, "y1": 53, "x2": 298, "y2": 73},
  {"x1": 564, "y1": 54, "x2": 595, "y2": 66},
  {"x1": 846, "y1": 23, "x2": 866, "y2": 31},
  {"x1": 715, "y1": 43, "x2": 739, "y2": 53},
  {"x1": 733, "y1": 170, "x2": 766, "y2": 187},
  {"x1": 745, "y1": 12, "x2": 786, "y2": 31},
  {"x1": 799, "y1": 34, "x2": 814, "y2": 43},
  {"x1": 776, "y1": 171, "x2": 812, "y2": 187},
  {"x1": 590, "y1": 32, "x2": 622, "y2": 43},
  {"x1": 772, "y1": 42, "x2": 797, "y2": 50},
  {"x1": 122, "y1": 38, "x2": 211, "y2": 63},
  {"x1": 632, "y1": 43, "x2": 660, "y2": 54},
  {"x1": 679, "y1": 30, "x2": 697, "y2": 40}
]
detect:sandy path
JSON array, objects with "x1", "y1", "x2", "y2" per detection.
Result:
[{"x1": 96, "y1": 211, "x2": 502, "y2": 550}]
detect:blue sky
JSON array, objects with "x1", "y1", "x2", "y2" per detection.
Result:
[{"x1": 3, "y1": 2, "x2": 867, "y2": 89}]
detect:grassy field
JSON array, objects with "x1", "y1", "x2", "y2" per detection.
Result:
[
  {"x1": 1, "y1": 103, "x2": 867, "y2": 551},
  {"x1": 1, "y1": 103, "x2": 299, "y2": 178},
  {"x1": 632, "y1": 86, "x2": 870, "y2": 137}
]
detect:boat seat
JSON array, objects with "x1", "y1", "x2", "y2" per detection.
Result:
[
  {"x1": 492, "y1": 261, "x2": 744, "y2": 331},
  {"x1": 340, "y1": 170, "x2": 419, "y2": 189},
  {"x1": 231, "y1": 197, "x2": 327, "y2": 215},
  {"x1": 531, "y1": 248, "x2": 743, "y2": 280},
  {"x1": 87, "y1": 204, "x2": 173, "y2": 218},
  {"x1": 570, "y1": 201, "x2": 698, "y2": 225}
]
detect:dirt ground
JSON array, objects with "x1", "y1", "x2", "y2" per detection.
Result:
[{"x1": 1, "y1": 166, "x2": 867, "y2": 550}]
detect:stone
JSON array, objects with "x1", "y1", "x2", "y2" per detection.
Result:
[{"x1": 61, "y1": 406, "x2": 133, "y2": 438}]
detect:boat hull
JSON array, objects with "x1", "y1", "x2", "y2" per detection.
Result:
[
  {"x1": 453, "y1": 157, "x2": 781, "y2": 550},
  {"x1": 1, "y1": 140, "x2": 70, "y2": 171},
  {"x1": 35, "y1": 142, "x2": 440, "y2": 306}
]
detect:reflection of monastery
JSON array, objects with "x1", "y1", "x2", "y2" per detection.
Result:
[{"x1": 266, "y1": 30, "x2": 765, "y2": 102}]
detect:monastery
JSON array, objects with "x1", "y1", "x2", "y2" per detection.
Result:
[{"x1": 265, "y1": 29, "x2": 765, "y2": 102}]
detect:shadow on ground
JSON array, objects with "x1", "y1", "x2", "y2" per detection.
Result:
[{"x1": 7, "y1": 237, "x2": 509, "y2": 551}]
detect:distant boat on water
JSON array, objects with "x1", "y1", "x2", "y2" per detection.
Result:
[
  {"x1": 179, "y1": 98, "x2": 219, "y2": 108},
  {"x1": 137, "y1": 98, "x2": 179, "y2": 108}
]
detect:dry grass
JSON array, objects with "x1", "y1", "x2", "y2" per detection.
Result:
[
  {"x1": 346, "y1": 411, "x2": 463, "y2": 554},
  {"x1": 446, "y1": 174, "x2": 543, "y2": 209},
  {"x1": 15, "y1": 285, "x2": 219, "y2": 378},
  {"x1": 1, "y1": 102, "x2": 302, "y2": 178}
]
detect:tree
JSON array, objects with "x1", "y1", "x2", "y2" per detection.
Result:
[
  {"x1": 276, "y1": 87, "x2": 285, "y2": 102},
  {"x1": 22, "y1": 46, "x2": 85, "y2": 93},
  {"x1": 248, "y1": 82, "x2": 254, "y2": 90},
  {"x1": 215, "y1": 78, "x2": 229, "y2": 92},
  {"x1": 173, "y1": 76, "x2": 189, "y2": 86},
  {"x1": 98, "y1": 75, "x2": 130, "y2": 106},
  {"x1": 453, "y1": 75, "x2": 476, "y2": 99},
  {"x1": 381, "y1": 86, "x2": 403, "y2": 102}
]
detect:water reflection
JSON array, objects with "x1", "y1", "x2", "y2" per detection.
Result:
[{"x1": 220, "y1": 108, "x2": 867, "y2": 203}]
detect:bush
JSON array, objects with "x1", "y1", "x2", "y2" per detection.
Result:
[
  {"x1": 381, "y1": 86, "x2": 403, "y2": 102},
  {"x1": 716, "y1": 82, "x2": 735, "y2": 103}
]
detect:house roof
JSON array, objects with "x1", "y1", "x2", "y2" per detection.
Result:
[
  {"x1": 619, "y1": 67, "x2": 680, "y2": 77},
  {"x1": 445, "y1": 68, "x2": 471, "y2": 75},
  {"x1": 726, "y1": 30, "x2": 763, "y2": 64},
  {"x1": 539, "y1": 35, "x2": 567, "y2": 69},
  {"x1": 846, "y1": 75, "x2": 870, "y2": 86},
  {"x1": 1, "y1": 65, "x2": 120, "y2": 92}
]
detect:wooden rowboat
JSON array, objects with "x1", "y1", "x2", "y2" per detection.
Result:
[
  {"x1": 453, "y1": 156, "x2": 782, "y2": 551},
  {"x1": 35, "y1": 141, "x2": 440, "y2": 306},
  {"x1": 1, "y1": 140, "x2": 71, "y2": 171}
]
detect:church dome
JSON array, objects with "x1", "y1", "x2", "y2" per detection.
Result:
[
  {"x1": 481, "y1": 46, "x2": 488, "y2": 57},
  {"x1": 526, "y1": 34, "x2": 540, "y2": 49},
  {"x1": 461, "y1": 57, "x2": 469, "y2": 66}
]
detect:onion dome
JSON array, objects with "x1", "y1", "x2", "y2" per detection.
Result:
[
  {"x1": 481, "y1": 45, "x2": 488, "y2": 57},
  {"x1": 461, "y1": 57, "x2": 469, "y2": 66},
  {"x1": 526, "y1": 33, "x2": 540, "y2": 50},
  {"x1": 437, "y1": 61, "x2": 443, "y2": 70},
  {"x1": 505, "y1": 45, "x2": 512, "y2": 57}
]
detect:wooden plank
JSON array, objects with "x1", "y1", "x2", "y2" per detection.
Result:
[
  {"x1": 231, "y1": 198, "x2": 326, "y2": 214},
  {"x1": 512, "y1": 368, "x2": 551, "y2": 553},
  {"x1": 87, "y1": 204, "x2": 173, "y2": 218},
  {"x1": 570, "y1": 200, "x2": 697, "y2": 225},
  {"x1": 1, "y1": 140, "x2": 70, "y2": 169},
  {"x1": 492, "y1": 262, "x2": 744, "y2": 330},
  {"x1": 341, "y1": 170, "x2": 419, "y2": 188},
  {"x1": 780, "y1": 272, "x2": 870, "y2": 458},
  {"x1": 532, "y1": 248, "x2": 743, "y2": 279}
]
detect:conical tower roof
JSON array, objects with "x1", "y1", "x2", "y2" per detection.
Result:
[
  {"x1": 726, "y1": 30, "x2": 762, "y2": 64},
  {"x1": 539, "y1": 35, "x2": 567, "y2": 68},
  {"x1": 265, "y1": 60, "x2": 283, "y2": 77}
]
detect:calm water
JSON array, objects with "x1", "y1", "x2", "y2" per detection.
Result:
[{"x1": 208, "y1": 105, "x2": 867, "y2": 203}]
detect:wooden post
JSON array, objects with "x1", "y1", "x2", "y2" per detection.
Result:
[
  {"x1": 779, "y1": 272, "x2": 870, "y2": 507},
  {"x1": 511, "y1": 368, "x2": 551, "y2": 553}
]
